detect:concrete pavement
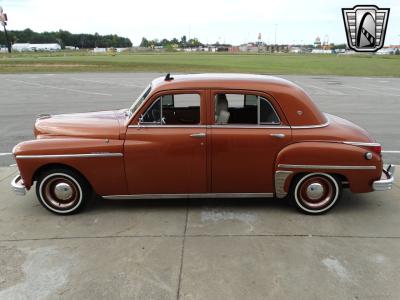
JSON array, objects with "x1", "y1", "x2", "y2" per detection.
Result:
[{"x1": 1, "y1": 166, "x2": 400, "y2": 299}]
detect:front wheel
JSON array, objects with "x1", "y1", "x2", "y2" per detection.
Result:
[
  {"x1": 36, "y1": 168, "x2": 91, "y2": 215},
  {"x1": 291, "y1": 173, "x2": 342, "y2": 215}
]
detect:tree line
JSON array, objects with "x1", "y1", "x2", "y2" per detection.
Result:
[
  {"x1": 140, "y1": 35, "x2": 206, "y2": 48},
  {"x1": 0, "y1": 28, "x2": 132, "y2": 48}
]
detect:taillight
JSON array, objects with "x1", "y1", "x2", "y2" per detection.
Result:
[
  {"x1": 364, "y1": 144, "x2": 381, "y2": 155},
  {"x1": 343, "y1": 142, "x2": 381, "y2": 155}
]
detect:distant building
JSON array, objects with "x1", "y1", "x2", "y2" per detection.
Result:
[
  {"x1": 238, "y1": 43, "x2": 259, "y2": 52},
  {"x1": 65, "y1": 46, "x2": 79, "y2": 50},
  {"x1": 314, "y1": 36, "x2": 321, "y2": 49},
  {"x1": 12, "y1": 43, "x2": 61, "y2": 52},
  {"x1": 93, "y1": 47, "x2": 106, "y2": 53},
  {"x1": 311, "y1": 49, "x2": 335, "y2": 54},
  {"x1": 376, "y1": 48, "x2": 396, "y2": 55},
  {"x1": 115, "y1": 48, "x2": 128, "y2": 53},
  {"x1": 289, "y1": 46, "x2": 304, "y2": 54}
]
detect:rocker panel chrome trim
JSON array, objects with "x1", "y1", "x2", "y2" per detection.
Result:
[{"x1": 103, "y1": 193, "x2": 274, "y2": 200}]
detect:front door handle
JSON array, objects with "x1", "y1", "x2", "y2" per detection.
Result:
[
  {"x1": 190, "y1": 133, "x2": 207, "y2": 138},
  {"x1": 270, "y1": 133, "x2": 286, "y2": 139}
]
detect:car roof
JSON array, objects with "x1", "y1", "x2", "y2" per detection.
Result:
[
  {"x1": 151, "y1": 73, "x2": 295, "y2": 90},
  {"x1": 148, "y1": 73, "x2": 327, "y2": 127}
]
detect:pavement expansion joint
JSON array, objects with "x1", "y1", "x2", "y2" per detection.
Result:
[
  {"x1": 2, "y1": 233, "x2": 400, "y2": 244},
  {"x1": 176, "y1": 201, "x2": 189, "y2": 300}
]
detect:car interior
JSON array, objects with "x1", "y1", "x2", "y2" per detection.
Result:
[
  {"x1": 141, "y1": 93, "x2": 280, "y2": 125},
  {"x1": 214, "y1": 94, "x2": 280, "y2": 125},
  {"x1": 142, "y1": 94, "x2": 200, "y2": 125}
]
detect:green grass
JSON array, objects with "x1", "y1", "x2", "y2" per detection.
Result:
[{"x1": 0, "y1": 51, "x2": 400, "y2": 76}]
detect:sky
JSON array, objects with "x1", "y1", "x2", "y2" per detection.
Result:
[{"x1": 0, "y1": 0, "x2": 399, "y2": 46}]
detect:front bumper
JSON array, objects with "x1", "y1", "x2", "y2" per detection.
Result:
[
  {"x1": 11, "y1": 174, "x2": 26, "y2": 196},
  {"x1": 373, "y1": 165, "x2": 395, "y2": 191}
]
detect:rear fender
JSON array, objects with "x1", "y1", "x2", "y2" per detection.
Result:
[{"x1": 274, "y1": 141, "x2": 382, "y2": 197}]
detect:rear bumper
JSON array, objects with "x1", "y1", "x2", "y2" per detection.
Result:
[
  {"x1": 11, "y1": 174, "x2": 26, "y2": 196},
  {"x1": 373, "y1": 165, "x2": 395, "y2": 191}
]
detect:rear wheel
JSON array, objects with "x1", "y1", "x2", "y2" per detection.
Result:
[
  {"x1": 36, "y1": 168, "x2": 91, "y2": 215},
  {"x1": 291, "y1": 173, "x2": 342, "y2": 215}
]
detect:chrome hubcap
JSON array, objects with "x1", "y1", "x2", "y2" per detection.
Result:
[
  {"x1": 54, "y1": 182, "x2": 73, "y2": 201},
  {"x1": 306, "y1": 183, "x2": 324, "y2": 200},
  {"x1": 297, "y1": 175, "x2": 335, "y2": 210}
]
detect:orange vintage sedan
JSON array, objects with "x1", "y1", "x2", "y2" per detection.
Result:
[{"x1": 11, "y1": 74, "x2": 395, "y2": 215}]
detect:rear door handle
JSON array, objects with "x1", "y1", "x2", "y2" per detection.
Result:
[
  {"x1": 190, "y1": 133, "x2": 206, "y2": 138},
  {"x1": 270, "y1": 133, "x2": 286, "y2": 139}
]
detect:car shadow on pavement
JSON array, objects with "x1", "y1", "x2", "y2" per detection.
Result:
[{"x1": 87, "y1": 189, "x2": 375, "y2": 215}]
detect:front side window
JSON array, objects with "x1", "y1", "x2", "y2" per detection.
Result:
[
  {"x1": 214, "y1": 93, "x2": 280, "y2": 125},
  {"x1": 141, "y1": 94, "x2": 201, "y2": 125}
]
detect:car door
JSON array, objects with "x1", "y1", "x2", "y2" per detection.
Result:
[
  {"x1": 210, "y1": 90, "x2": 291, "y2": 194},
  {"x1": 124, "y1": 90, "x2": 208, "y2": 195}
]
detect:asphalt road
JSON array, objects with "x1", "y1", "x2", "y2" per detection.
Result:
[{"x1": 0, "y1": 73, "x2": 399, "y2": 166}]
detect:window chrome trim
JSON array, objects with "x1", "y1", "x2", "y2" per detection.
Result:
[
  {"x1": 16, "y1": 153, "x2": 123, "y2": 159},
  {"x1": 278, "y1": 164, "x2": 376, "y2": 170},
  {"x1": 290, "y1": 120, "x2": 330, "y2": 129},
  {"x1": 103, "y1": 192, "x2": 274, "y2": 200},
  {"x1": 210, "y1": 125, "x2": 290, "y2": 129},
  {"x1": 128, "y1": 125, "x2": 207, "y2": 128}
]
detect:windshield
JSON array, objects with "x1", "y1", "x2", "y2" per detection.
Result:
[{"x1": 128, "y1": 84, "x2": 152, "y2": 117}]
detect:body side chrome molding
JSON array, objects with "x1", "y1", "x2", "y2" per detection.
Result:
[
  {"x1": 278, "y1": 164, "x2": 376, "y2": 170},
  {"x1": 16, "y1": 153, "x2": 123, "y2": 159},
  {"x1": 343, "y1": 141, "x2": 381, "y2": 147},
  {"x1": 103, "y1": 192, "x2": 274, "y2": 200}
]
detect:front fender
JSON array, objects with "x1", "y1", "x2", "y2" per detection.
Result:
[
  {"x1": 13, "y1": 138, "x2": 127, "y2": 195},
  {"x1": 274, "y1": 141, "x2": 382, "y2": 196}
]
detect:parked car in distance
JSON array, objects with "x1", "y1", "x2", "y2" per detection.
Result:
[{"x1": 12, "y1": 73, "x2": 395, "y2": 215}]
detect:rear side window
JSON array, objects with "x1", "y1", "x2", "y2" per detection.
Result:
[
  {"x1": 259, "y1": 97, "x2": 280, "y2": 124},
  {"x1": 214, "y1": 93, "x2": 280, "y2": 125},
  {"x1": 141, "y1": 94, "x2": 201, "y2": 125}
]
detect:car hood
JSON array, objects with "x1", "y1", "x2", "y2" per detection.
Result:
[{"x1": 34, "y1": 109, "x2": 127, "y2": 139}]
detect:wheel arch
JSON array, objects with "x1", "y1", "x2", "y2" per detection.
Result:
[{"x1": 32, "y1": 163, "x2": 91, "y2": 187}]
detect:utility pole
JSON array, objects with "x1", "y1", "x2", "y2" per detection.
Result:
[
  {"x1": 0, "y1": 6, "x2": 11, "y2": 53},
  {"x1": 274, "y1": 24, "x2": 277, "y2": 45}
]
